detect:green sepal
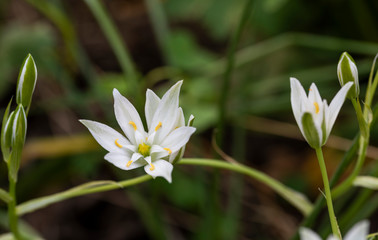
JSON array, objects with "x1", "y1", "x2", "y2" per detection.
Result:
[
  {"x1": 8, "y1": 104, "x2": 27, "y2": 182},
  {"x1": 1, "y1": 98, "x2": 13, "y2": 163},
  {"x1": 301, "y1": 112, "x2": 321, "y2": 149},
  {"x1": 337, "y1": 52, "x2": 359, "y2": 98},
  {"x1": 16, "y1": 54, "x2": 37, "y2": 110}
]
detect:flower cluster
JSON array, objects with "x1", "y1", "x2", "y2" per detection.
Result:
[{"x1": 80, "y1": 81, "x2": 195, "y2": 182}]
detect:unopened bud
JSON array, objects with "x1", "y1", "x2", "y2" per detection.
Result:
[
  {"x1": 16, "y1": 54, "x2": 37, "y2": 109},
  {"x1": 337, "y1": 52, "x2": 359, "y2": 98}
]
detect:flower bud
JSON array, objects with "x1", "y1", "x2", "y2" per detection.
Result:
[
  {"x1": 337, "y1": 52, "x2": 359, "y2": 98},
  {"x1": 16, "y1": 54, "x2": 37, "y2": 109},
  {"x1": 8, "y1": 104, "x2": 27, "y2": 182},
  {"x1": 1, "y1": 99, "x2": 14, "y2": 163}
]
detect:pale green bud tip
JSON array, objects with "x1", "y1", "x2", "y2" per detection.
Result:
[
  {"x1": 337, "y1": 52, "x2": 359, "y2": 98},
  {"x1": 16, "y1": 54, "x2": 37, "y2": 108}
]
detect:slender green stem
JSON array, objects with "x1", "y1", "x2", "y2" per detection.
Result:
[
  {"x1": 351, "y1": 98, "x2": 367, "y2": 138},
  {"x1": 179, "y1": 158, "x2": 313, "y2": 215},
  {"x1": 217, "y1": 0, "x2": 253, "y2": 145},
  {"x1": 315, "y1": 148, "x2": 340, "y2": 239},
  {"x1": 8, "y1": 177, "x2": 21, "y2": 239},
  {"x1": 332, "y1": 98, "x2": 369, "y2": 198},
  {"x1": 144, "y1": 0, "x2": 172, "y2": 65},
  {"x1": 17, "y1": 175, "x2": 152, "y2": 216},
  {"x1": 332, "y1": 136, "x2": 368, "y2": 198},
  {"x1": 84, "y1": 0, "x2": 141, "y2": 106},
  {"x1": 17, "y1": 159, "x2": 312, "y2": 217}
]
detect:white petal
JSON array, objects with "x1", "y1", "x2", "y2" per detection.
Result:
[
  {"x1": 131, "y1": 152, "x2": 144, "y2": 162},
  {"x1": 113, "y1": 89, "x2": 145, "y2": 144},
  {"x1": 150, "y1": 145, "x2": 169, "y2": 160},
  {"x1": 344, "y1": 220, "x2": 369, "y2": 240},
  {"x1": 80, "y1": 119, "x2": 130, "y2": 153},
  {"x1": 174, "y1": 107, "x2": 185, "y2": 128},
  {"x1": 145, "y1": 89, "x2": 161, "y2": 129},
  {"x1": 161, "y1": 126, "x2": 196, "y2": 152},
  {"x1": 299, "y1": 227, "x2": 322, "y2": 240},
  {"x1": 326, "y1": 236, "x2": 338, "y2": 240},
  {"x1": 290, "y1": 78, "x2": 307, "y2": 132},
  {"x1": 149, "y1": 81, "x2": 183, "y2": 140},
  {"x1": 308, "y1": 83, "x2": 322, "y2": 106},
  {"x1": 325, "y1": 82, "x2": 353, "y2": 136},
  {"x1": 144, "y1": 160, "x2": 173, "y2": 183},
  {"x1": 144, "y1": 156, "x2": 152, "y2": 165},
  {"x1": 104, "y1": 152, "x2": 144, "y2": 170}
]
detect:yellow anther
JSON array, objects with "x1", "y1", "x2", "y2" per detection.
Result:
[
  {"x1": 115, "y1": 139, "x2": 123, "y2": 148},
  {"x1": 313, "y1": 102, "x2": 320, "y2": 114},
  {"x1": 155, "y1": 122, "x2": 162, "y2": 131},
  {"x1": 129, "y1": 121, "x2": 137, "y2": 130},
  {"x1": 149, "y1": 163, "x2": 155, "y2": 171},
  {"x1": 126, "y1": 161, "x2": 133, "y2": 167},
  {"x1": 164, "y1": 148, "x2": 172, "y2": 154}
]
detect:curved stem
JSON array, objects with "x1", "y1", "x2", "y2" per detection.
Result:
[
  {"x1": 179, "y1": 158, "x2": 313, "y2": 216},
  {"x1": 16, "y1": 158, "x2": 313, "y2": 217},
  {"x1": 332, "y1": 136, "x2": 368, "y2": 198},
  {"x1": 332, "y1": 98, "x2": 369, "y2": 198},
  {"x1": 315, "y1": 147, "x2": 341, "y2": 239},
  {"x1": 17, "y1": 175, "x2": 152, "y2": 216}
]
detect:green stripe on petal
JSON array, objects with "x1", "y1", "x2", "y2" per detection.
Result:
[{"x1": 301, "y1": 113, "x2": 321, "y2": 148}]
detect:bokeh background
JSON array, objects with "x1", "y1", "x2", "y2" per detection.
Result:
[{"x1": 0, "y1": 0, "x2": 378, "y2": 239}]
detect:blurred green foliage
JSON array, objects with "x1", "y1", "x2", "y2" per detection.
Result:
[{"x1": 0, "y1": 0, "x2": 378, "y2": 239}]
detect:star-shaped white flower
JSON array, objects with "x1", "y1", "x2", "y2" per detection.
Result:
[
  {"x1": 80, "y1": 81, "x2": 196, "y2": 183},
  {"x1": 299, "y1": 220, "x2": 369, "y2": 240},
  {"x1": 290, "y1": 77, "x2": 353, "y2": 148}
]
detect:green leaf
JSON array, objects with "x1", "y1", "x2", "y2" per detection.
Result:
[
  {"x1": 16, "y1": 54, "x2": 37, "y2": 109},
  {"x1": 8, "y1": 104, "x2": 27, "y2": 182},
  {"x1": 1, "y1": 98, "x2": 13, "y2": 163},
  {"x1": 0, "y1": 188, "x2": 12, "y2": 204},
  {"x1": 301, "y1": 112, "x2": 321, "y2": 148},
  {"x1": 353, "y1": 176, "x2": 378, "y2": 190}
]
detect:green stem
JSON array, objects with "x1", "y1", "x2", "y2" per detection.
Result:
[
  {"x1": 315, "y1": 148, "x2": 340, "y2": 239},
  {"x1": 351, "y1": 98, "x2": 367, "y2": 138},
  {"x1": 144, "y1": 0, "x2": 172, "y2": 65},
  {"x1": 217, "y1": 0, "x2": 253, "y2": 145},
  {"x1": 179, "y1": 158, "x2": 312, "y2": 215},
  {"x1": 84, "y1": 0, "x2": 141, "y2": 106},
  {"x1": 8, "y1": 177, "x2": 21, "y2": 239},
  {"x1": 17, "y1": 175, "x2": 152, "y2": 216},
  {"x1": 332, "y1": 136, "x2": 368, "y2": 198},
  {"x1": 332, "y1": 98, "x2": 369, "y2": 198},
  {"x1": 17, "y1": 159, "x2": 312, "y2": 217}
]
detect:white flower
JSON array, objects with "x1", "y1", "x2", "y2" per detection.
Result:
[
  {"x1": 290, "y1": 78, "x2": 353, "y2": 148},
  {"x1": 299, "y1": 220, "x2": 369, "y2": 240},
  {"x1": 80, "y1": 81, "x2": 196, "y2": 183}
]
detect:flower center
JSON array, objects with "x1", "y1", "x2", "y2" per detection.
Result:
[
  {"x1": 138, "y1": 142, "x2": 151, "y2": 157},
  {"x1": 313, "y1": 102, "x2": 320, "y2": 114}
]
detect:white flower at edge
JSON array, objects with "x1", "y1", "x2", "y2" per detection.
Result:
[
  {"x1": 290, "y1": 78, "x2": 353, "y2": 148},
  {"x1": 299, "y1": 220, "x2": 369, "y2": 240},
  {"x1": 80, "y1": 81, "x2": 196, "y2": 183}
]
